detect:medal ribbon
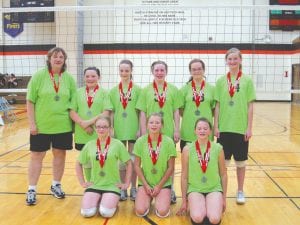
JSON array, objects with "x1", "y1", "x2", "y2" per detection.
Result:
[
  {"x1": 195, "y1": 140, "x2": 211, "y2": 173},
  {"x1": 49, "y1": 71, "x2": 62, "y2": 94},
  {"x1": 119, "y1": 80, "x2": 133, "y2": 109},
  {"x1": 153, "y1": 81, "x2": 167, "y2": 108},
  {"x1": 191, "y1": 80, "x2": 205, "y2": 107},
  {"x1": 148, "y1": 133, "x2": 162, "y2": 165},
  {"x1": 96, "y1": 136, "x2": 111, "y2": 168},
  {"x1": 227, "y1": 70, "x2": 242, "y2": 98},
  {"x1": 86, "y1": 85, "x2": 99, "y2": 108}
]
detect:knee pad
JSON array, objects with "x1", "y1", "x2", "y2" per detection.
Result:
[
  {"x1": 99, "y1": 205, "x2": 116, "y2": 218},
  {"x1": 80, "y1": 207, "x2": 97, "y2": 217},
  {"x1": 155, "y1": 209, "x2": 170, "y2": 218},
  {"x1": 119, "y1": 161, "x2": 126, "y2": 171},
  {"x1": 235, "y1": 160, "x2": 247, "y2": 168},
  {"x1": 225, "y1": 159, "x2": 231, "y2": 167},
  {"x1": 135, "y1": 208, "x2": 149, "y2": 217}
]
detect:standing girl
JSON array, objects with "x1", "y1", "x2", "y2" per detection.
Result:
[
  {"x1": 76, "y1": 116, "x2": 132, "y2": 218},
  {"x1": 214, "y1": 48, "x2": 256, "y2": 204},
  {"x1": 177, "y1": 118, "x2": 227, "y2": 225},
  {"x1": 133, "y1": 113, "x2": 177, "y2": 218},
  {"x1": 136, "y1": 60, "x2": 183, "y2": 203},
  {"x1": 180, "y1": 59, "x2": 215, "y2": 151},
  {"x1": 109, "y1": 59, "x2": 141, "y2": 201}
]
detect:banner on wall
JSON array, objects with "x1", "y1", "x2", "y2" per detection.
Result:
[{"x1": 3, "y1": 13, "x2": 23, "y2": 38}]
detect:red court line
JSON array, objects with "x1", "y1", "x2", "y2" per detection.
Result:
[
  {"x1": 15, "y1": 109, "x2": 27, "y2": 115},
  {"x1": 103, "y1": 218, "x2": 109, "y2": 225}
]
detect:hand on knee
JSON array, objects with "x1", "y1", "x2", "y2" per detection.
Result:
[
  {"x1": 99, "y1": 205, "x2": 116, "y2": 218},
  {"x1": 81, "y1": 207, "x2": 97, "y2": 217}
]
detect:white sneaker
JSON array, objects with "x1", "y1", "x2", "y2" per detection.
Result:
[{"x1": 236, "y1": 191, "x2": 245, "y2": 204}]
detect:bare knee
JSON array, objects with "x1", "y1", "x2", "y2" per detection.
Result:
[
  {"x1": 191, "y1": 214, "x2": 206, "y2": 224},
  {"x1": 135, "y1": 207, "x2": 149, "y2": 217},
  {"x1": 81, "y1": 207, "x2": 97, "y2": 217},
  {"x1": 155, "y1": 208, "x2": 170, "y2": 218},
  {"x1": 208, "y1": 215, "x2": 222, "y2": 224},
  {"x1": 99, "y1": 205, "x2": 117, "y2": 218}
]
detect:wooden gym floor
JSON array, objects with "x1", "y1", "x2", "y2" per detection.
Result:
[{"x1": 0, "y1": 102, "x2": 299, "y2": 225}]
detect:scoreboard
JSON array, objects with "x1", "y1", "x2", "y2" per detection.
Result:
[{"x1": 10, "y1": 0, "x2": 55, "y2": 23}]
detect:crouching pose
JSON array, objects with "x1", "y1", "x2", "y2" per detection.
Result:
[
  {"x1": 177, "y1": 118, "x2": 227, "y2": 225},
  {"x1": 76, "y1": 116, "x2": 132, "y2": 218},
  {"x1": 133, "y1": 113, "x2": 177, "y2": 218}
]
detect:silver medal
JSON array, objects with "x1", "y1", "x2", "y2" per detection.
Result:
[
  {"x1": 201, "y1": 175, "x2": 207, "y2": 183},
  {"x1": 159, "y1": 111, "x2": 164, "y2": 117},
  {"x1": 151, "y1": 168, "x2": 157, "y2": 174},
  {"x1": 195, "y1": 109, "x2": 200, "y2": 116},
  {"x1": 54, "y1": 95, "x2": 60, "y2": 101},
  {"x1": 99, "y1": 171, "x2": 105, "y2": 177},
  {"x1": 122, "y1": 112, "x2": 127, "y2": 118},
  {"x1": 87, "y1": 110, "x2": 92, "y2": 117},
  {"x1": 229, "y1": 100, "x2": 234, "y2": 106}
]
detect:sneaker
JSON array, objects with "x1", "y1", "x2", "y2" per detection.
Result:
[
  {"x1": 130, "y1": 187, "x2": 137, "y2": 201},
  {"x1": 26, "y1": 189, "x2": 36, "y2": 206},
  {"x1": 171, "y1": 190, "x2": 177, "y2": 204},
  {"x1": 120, "y1": 190, "x2": 128, "y2": 201},
  {"x1": 50, "y1": 184, "x2": 65, "y2": 199},
  {"x1": 236, "y1": 191, "x2": 245, "y2": 204}
]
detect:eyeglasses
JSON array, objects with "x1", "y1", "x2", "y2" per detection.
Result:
[{"x1": 95, "y1": 126, "x2": 110, "y2": 130}]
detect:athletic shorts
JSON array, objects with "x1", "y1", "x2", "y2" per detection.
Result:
[
  {"x1": 180, "y1": 140, "x2": 191, "y2": 152},
  {"x1": 85, "y1": 188, "x2": 120, "y2": 196},
  {"x1": 75, "y1": 143, "x2": 85, "y2": 151},
  {"x1": 217, "y1": 132, "x2": 248, "y2": 161},
  {"x1": 30, "y1": 132, "x2": 73, "y2": 152}
]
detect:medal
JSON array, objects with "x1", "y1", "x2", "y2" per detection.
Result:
[
  {"x1": 195, "y1": 140, "x2": 211, "y2": 175},
  {"x1": 54, "y1": 95, "x2": 60, "y2": 101},
  {"x1": 86, "y1": 85, "x2": 99, "y2": 109},
  {"x1": 229, "y1": 100, "x2": 234, "y2": 106},
  {"x1": 153, "y1": 81, "x2": 167, "y2": 109},
  {"x1": 49, "y1": 70, "x2": 62, "y2": 100},
  {"x1": 227, "y1": 70, "x2": 242, "y2": 98},
  {"x1": 201, "y1": 176, "x2": 207, "y2": 183},
  {"x1": 159, "y1": 111, "x2": 164, "y2": 117},
  {"x1": 86, "y1": 110, "x2": 92, "y2": 117},
  {"x1": 119, "y1": 80, "x2": 133, "y2": 110},
  {"x1": 151, "y1": 168, "x2": 157, "y2": 174},
  {"x1": 195, "y1": 109, "x2": 200, "y2": 116},
  {"x1": 99, "y1": 171, "x2": 105, "y2": 177},
  {"x1": 148, "y1": 133, "x2": 162, "y2": 165},
  {"x1": 96, "y1": 136, "x2": 111, "y2": 168},
  {"x1": 122, "y1": 112, "x2": 127, "y2": 118},
  {"x1": 191, "y1": 80, "x2": 205, "y2": 108}
]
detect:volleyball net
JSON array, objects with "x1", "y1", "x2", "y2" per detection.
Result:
[{"x1": 0, "y1": 3, "x2": 299, "y2": 101}]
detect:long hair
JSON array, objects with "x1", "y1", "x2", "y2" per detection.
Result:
[
  {"x1": 119, "y1": 59, "x2": 133, "y2": 80},
  {"x1": 225, "y1": 47, "x2": 242, "y2": 70}
]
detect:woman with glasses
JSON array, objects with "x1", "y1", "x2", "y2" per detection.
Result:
[{"x1": 75, "y1": 115, "x2": 132, "y2": 218}]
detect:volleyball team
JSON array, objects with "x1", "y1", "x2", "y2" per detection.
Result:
[{"x1": 25, "y1": 47, "x2": 255, "y2": 225}]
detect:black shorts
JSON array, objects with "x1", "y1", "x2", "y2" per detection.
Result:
[
  {"x1": 30, "y1": 132, "x2": 73, "y2": 152},
  {"x1": 180, "y1": 140, "x2": 191, "y2": 152},
  {"x1": 75, "y1": 143, "x2": 85, "y2": 151},
  {"x1": 85, "y1": 188, "x2": 120, "y2": 196},
  {"x1": 217, "y1": 132, "x2": 248, "y2": 161}
]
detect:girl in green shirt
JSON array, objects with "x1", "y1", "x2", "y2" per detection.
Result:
[{"x1": 177, "y1": 118, "x2": 227, "y2": 225}]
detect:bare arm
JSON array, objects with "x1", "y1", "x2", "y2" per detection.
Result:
[
  {"x1": 139, "y1": 111, "x2": 147, "y2": 136},
  {"x1": 218, "y1": 149, "x2": 228, "y2": 212},
  {"x1": 214, "y1": 102, "x2": 220, "y2": 138},
  {"x1": 152, "y1": 157, "x2": 175, "y2": 197},
  {"x1": 26, "y1": 100, "x2": 38, "y2": 135},
  {"x1": 173, "y1": 109, "x2": 180, "y2": 143},
  {"x1": 134, "y1": 155, "x2": 152, "y2": 195},
  {"x1": 116, "y1": 160, "x2": 132, "y2": 190},
  {"x1": 176, "y1": 146, "x2": 189, "y2": 215},
  {"x1": 245, "y1": 102, "x2": 254, "y2": 141},
  {"x1": 75, "y1": 161, "x2": 92, "y2": 188}
]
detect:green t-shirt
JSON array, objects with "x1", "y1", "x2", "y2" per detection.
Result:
[
  {"x1": 187, "y1": 141, "x2": 223, "y2": 194},
  {"x1": 136, "y1": 82, "x2": 183, "y2": 138},
  {"x1": 215, "y1": 74, "x2": 256, "y2": 134},
  {"x1": 133, "y1": 134, "x2": 177, "y2": 188},
  {"x1": 70, "y1": 87, "x2": 112, "y2": 144},
  {"x1": 180, "y1": 82, "x2": 215, "y2": 142},
  {"x1": 109, "y1": 83, "x2": 141, "y2": 141},
  {"x1": 26, "y1": 67, "x2": 76, "y2": 134},
  {"x1": 78, "y1": 138, "x2": 130, "y2": 193}
]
